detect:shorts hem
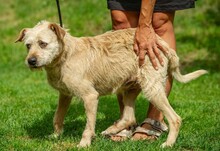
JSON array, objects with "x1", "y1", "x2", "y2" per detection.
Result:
[{"x1": 107, "y1": 0, "x2": 195, "y2": 12}]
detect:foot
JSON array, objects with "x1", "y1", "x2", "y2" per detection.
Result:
[
  {"x1": 131, "y1": 123, "x2": 157, "y2": 140},
  {"x1": 109, "y1": 128, "x2": 133, "y2": 141},
  {"x1": 103, "y1": 124, "x2": 137, "y2": 142},
  {"x1": 131, "y1": 118, "x2": 168, "y2": 141}
]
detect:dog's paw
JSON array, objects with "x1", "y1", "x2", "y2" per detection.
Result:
[
  {"x1": 47, "y1": 133, "x2": 61, "y2": 140},
  {"x1": 101, "y1": 125, "x2": 120, "y2": 136},
  {"x1": 101, "y1": 129, "x2": 115, "y2": 136},
  {"x1": 161, "y1": 142, "x2": 173, "y2": 148},
  {"x1": 101, "y1": 130, "x2": 109, "y2": 136},
  {"x1": 77, "y1": 139, "x2": 91, "y2": 148}
]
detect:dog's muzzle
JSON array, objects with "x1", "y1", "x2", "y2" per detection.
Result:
[{"x1": 28, "y1": 57, "x2": 37, "y2": 67}]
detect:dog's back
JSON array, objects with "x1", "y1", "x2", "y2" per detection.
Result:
[
  {"x1": 62, "y1": 28, "x2": 207, "y2": 96},
  {"x1": 66, "y1": 28, "x2": 139, "y2": 95}
]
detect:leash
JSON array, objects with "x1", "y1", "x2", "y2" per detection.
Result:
[{"x1": 56, "y1": 0, "x2": 63, "y2": 27}]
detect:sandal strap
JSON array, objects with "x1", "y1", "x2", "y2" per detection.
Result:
[
  {"x1": 106, "y1": 123, "x2": 137, "y2": 137},
  {"x1": 132, "y1": 126, "x2": 161, "y2": 138},
  {"x1": 112, "y1": 129, "x2": 133, "y2": 137},
  {"x1": 141, "y1": 118, "x2": 168, "y2": 132}
]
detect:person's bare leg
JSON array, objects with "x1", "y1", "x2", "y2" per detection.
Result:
[
  {"x1": 111, "y1": 10, "x2": 139, "y2": 30},
  {"x1": 111, "y1": 10, "x2": 139, "y2": 118},
  {"x1": 132, "y1": 11, "x2": 176, "y2": 140},
  {"x1": 109, "y1": 10, "x2": 139, "y2": 140},
  {"x1": 110, "y1": 10, "x2": 176, "y2": 140}
]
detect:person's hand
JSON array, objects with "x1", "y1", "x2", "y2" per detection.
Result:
[{"x1": 134, "y1": 25, "x2": 165, "y2": 70}]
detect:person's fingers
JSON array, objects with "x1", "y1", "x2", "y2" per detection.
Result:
[
  {"x1": 153, "y1": 45, "x2": 164, "y2": 66},
  {"x1": 147, "y1": 47, "x2": 158, "y2": 70},
  {"x1": 138, "y1": 49, "x2": 146, "y2": 67},
  {"x1": 133, "y1": 42, "x2": 139, "y2": 56},
  {"x1": 157, "y1": 41, "x2": 169, "y2": 54}
]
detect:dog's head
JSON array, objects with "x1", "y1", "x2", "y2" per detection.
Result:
[{"x1": 15, "y1": 21, "x2": 66, "y2": 69}]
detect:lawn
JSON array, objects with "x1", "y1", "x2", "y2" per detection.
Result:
[{"x1": 0, "y1": 0, "x2": 219, "y2": 150}]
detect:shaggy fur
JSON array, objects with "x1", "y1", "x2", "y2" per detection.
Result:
[{"x1": 16, "y1": 21, "x2": 207, "y2": 148}]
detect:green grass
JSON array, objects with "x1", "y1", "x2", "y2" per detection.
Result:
[{"x1": 0, "y1": 0, "x2": 220, "y2": 150}]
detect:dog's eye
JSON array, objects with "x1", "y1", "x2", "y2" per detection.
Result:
[
  {"x1": 39, "y1": 40, "x2": 48, "y2": 48},
  {"x1": 26, "y1": 44, "x2": 31, "y2": 49}
]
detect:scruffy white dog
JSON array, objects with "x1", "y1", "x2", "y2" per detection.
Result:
[{"x1": 16, "y1": 21, "x2": 207, "y2": 148}]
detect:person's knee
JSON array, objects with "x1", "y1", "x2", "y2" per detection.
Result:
[
  {"x1": 152, "y1": 12, "x2": 175, "y2": 36},
  {"x1": 112, "y1": 18, "x2": 130, "y2": 30},
  {"x1": 111, "y1": 10, "x2": 131, "y2": 30},
  {"x1": 111, "y1": 10, "x2": 140, "y2": 29}
]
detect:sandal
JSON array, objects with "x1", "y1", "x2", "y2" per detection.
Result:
[
  {"x1": 131, "y1": 118, "x2": 168, "y2": 140},
  {"x1": 104, "y1": 124, "x2": 137, "y2": 142}
]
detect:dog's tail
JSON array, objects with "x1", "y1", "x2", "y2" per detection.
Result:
[
  {"x1": 171, "y1": 68, "x2": 208, "y2": 83},
  {"x1": 157, "y1": 36, "x2": 208, "y2": 83}
]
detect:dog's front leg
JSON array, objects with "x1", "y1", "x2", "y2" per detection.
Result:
[
  {"x1": 78, "y1": 92, "x2": 99, "y2": 147},
  {"x1": 52, "y1": 93, "x2": 72, "y2": 138}
]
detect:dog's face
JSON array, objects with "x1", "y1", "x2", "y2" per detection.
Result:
[{"x1": 16, "y1": 21, "x2": 66, "y2": 68}]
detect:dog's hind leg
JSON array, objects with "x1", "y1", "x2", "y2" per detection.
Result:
[
  {"x1": 53, "y1": 93, "x2": 72, "y2": 137},
  {"x1": 141, "y1": 83, "x2": 181, "y2": 147},
  {"x1": 138, "y1": 66, "x2": 181, "y2": 147},
  {"x1": 102, "y1": 85, "x2": 140, "y2": 136}
]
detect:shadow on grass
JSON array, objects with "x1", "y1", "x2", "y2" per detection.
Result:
[
  {"x1": 25, "y1": 103, "x2": 86, "y2": 139},
  {"x1": 24, "y1": 96, "x2": 120, "y2": 139},
  {"x1": 24, "y1": 108, "x2": 54, "y2": 139}
]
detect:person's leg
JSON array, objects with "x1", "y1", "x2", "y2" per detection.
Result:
[
  {"x1": 109, "y1": 10, "x2": 139, "y2": 141},
  {"x1": 132, "y1": 11, "x2": 176, "y2": 140},
  {"x1": 111, "y1": 10, "x2": 139, "y2": 29},
  {"x1": 110, "y1": 10, "x2": 176, "y2": 140},
  {"x1": 110, "y1": 10, "x2": 139, "y2": 118}
]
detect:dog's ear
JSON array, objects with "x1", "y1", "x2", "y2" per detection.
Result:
[
  {"x1": 15, "y1": 28, "x2": 29, "y2": 43},
  {"x1": 49, "y1": 23, "x2": 66, "y2": 41}
]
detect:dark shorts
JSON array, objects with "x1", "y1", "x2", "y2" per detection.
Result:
[{"x1": 107, "y1": 0, "x2": 195, "y2": 12}]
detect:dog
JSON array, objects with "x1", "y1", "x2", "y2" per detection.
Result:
[{"x1": 15, "y1": 21, "x2": 207, "y2": 147}]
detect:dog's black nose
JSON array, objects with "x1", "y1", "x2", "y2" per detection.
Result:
[{"x1": 28, "y1": 57, "x2": 37, "y2": 66}]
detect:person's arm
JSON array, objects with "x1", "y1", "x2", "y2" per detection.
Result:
[{"x1": 134, "y1": 0, "x2": 164, "y2": 69}]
